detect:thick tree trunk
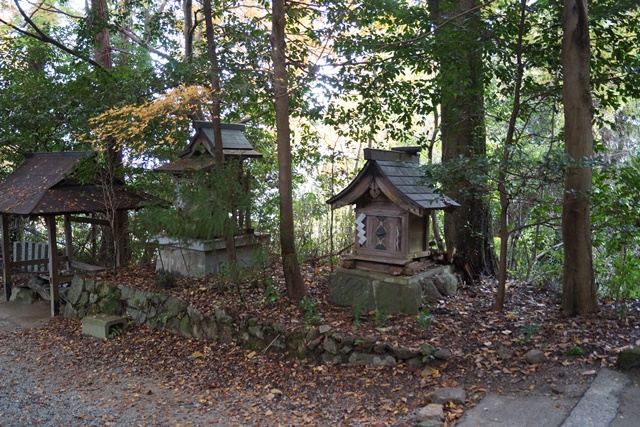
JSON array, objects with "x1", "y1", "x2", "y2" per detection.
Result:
[
  {"x1": 431, "y1": 0, "x2": 497, "y2": 278},
  {"x1": 561, "y1": 0, "x2": 598, "y2": 315},
  {"x1": 271, "y1": 0, "x2": 306, "y2": 300}
]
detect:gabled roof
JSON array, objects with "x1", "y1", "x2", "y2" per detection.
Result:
[
  {"x1": 327, "y1": 148, "x2": 459, "y2": 216},
  {"x1": 155, "y1": 121, "x2": 262, "y2": 174},
  {"x1": 0, "y1": 152, "x2": 165, "y2": 216}
]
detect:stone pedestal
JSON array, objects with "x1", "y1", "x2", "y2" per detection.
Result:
[
  {"x1": 329, "y1": 265, "x2": 459, "y2": 314},
  {"x1": 155, "y1": 233, "x2": 270, "y2": 278}
]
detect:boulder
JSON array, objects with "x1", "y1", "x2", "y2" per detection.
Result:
[
  {"x1": 617, "y1": 347, "x2": 640, "y2": 371},
  {"x1": 10, "y1": 287, "x2": 37, "y2": 304},
  {"x1": 431, "y1": 387, "x2": 466, "y2": 405},
  {"x1": 415, "y1": 403, "x2": 444, "y2": 422},
  {"x1": 525, "y1": 349, "x2": 547, "y2": 364},
  {"x1": 433, "y1": 270, "x2": 458, "y2": 296}
]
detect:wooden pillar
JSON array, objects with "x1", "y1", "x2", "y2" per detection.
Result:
[
  {"x1": 1, "y1": 214, "x2": 12, "y2": 301},
  {"x1": 46, "y1": 215, "x2": 60, "y2": 316},
  {"x1": 64, "y1": 214, "x2": 73, "y2": 270}
]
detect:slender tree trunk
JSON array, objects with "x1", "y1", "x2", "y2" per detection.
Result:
[
  {"x1": 430, "y1": 0, "x2": 497, "y2": 278},
  {"x1": 271, "y1": 0, "x2": 306, "y2": 300},
  {"x1": 561, "y1": 0, "x2": 598, "y2": 315},
  {"x1": 183, "y1": 0, "x2": 193, "y2": 60},
  {"x1": 494, "y1": 0, "x2": 527, "y2": 311},
  {"x1": 91, "y1": 0, "x2": 127, "y2": 268},
  {"x1": 203, "y1": 0, "x2": 240, "y2": 285}
]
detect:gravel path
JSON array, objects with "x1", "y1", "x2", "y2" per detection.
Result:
[{"x1": 0, "y1": 333, "x2": 232, "y2": 427}]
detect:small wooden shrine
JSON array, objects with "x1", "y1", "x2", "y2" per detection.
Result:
[
  {"x1": 327, "y1": 147, "x2": 459, "y2": 275},
  {"x1": 154, "y1": 121, "x2": 268, "y2": 277},
  {"x1": 0, "y1": 151, "x2": 164, "y2": 316}
]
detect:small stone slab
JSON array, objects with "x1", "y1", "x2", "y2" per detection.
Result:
[
  {"x1": 82, "y1": 314, "x2": 127, "y2": 339},
  {"x1": 525, "y1": 349, "x2": 547, "y2": 364},
  {"x1": 431, "y1": 387, "x2": 466, "y2": 405}
]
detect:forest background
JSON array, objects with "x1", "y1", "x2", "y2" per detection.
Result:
[{"x1": 1, "y1": 0, "x2": 639, "y2": 314}]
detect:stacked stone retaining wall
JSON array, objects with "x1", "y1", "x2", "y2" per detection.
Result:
[{"x1": 64, "y1": 275, "x2": 433, "y2": 367}]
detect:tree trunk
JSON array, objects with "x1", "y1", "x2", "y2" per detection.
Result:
[
  {"x1": 561, "y1": 0, "x2": 598, "y2": 315},
  {"x1": 494, "y1": 0, "x2": 527, "y2": 312},
  {"x1": 271, "y1": 0, "x2": 306, "y2": 300},
  {"x1": 430, "y1": 0, "x2": 497, "y2": 278}
]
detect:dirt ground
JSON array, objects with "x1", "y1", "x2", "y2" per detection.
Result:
[{"x1": 2, "y1": 262, "x2": 638, "y2": 426}]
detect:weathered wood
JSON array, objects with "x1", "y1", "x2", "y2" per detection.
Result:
[
  {"x1": 68, "y1": 215, "x2": 111, "y2": 226},
  {"x1": 1, "y1": 214, "x2": 11, "y2": 301},
  {"x1": 70, "y1": 260, "x2": 106, "y2": 272},
  {"x1": 45, "y1": 215, "x2": 60, "y2": 316},
  {"x1": 403, "y1": 259, "x2": 436, "y2": 276},
  {"x1": 64, "y1": 215, "x2": 73, "y2": 270}
]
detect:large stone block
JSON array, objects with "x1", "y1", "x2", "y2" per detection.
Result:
[
  {"x1": 330, "y1": 266, "x2": 458, "y2": 314},
  {"x1": 329, "y1": 268, "x2": 376, "y2": 311},
  {"x1": 82, "y1": 314, "x2": 127, "y2": 339}
]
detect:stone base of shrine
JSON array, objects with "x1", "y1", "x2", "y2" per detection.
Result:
[
  {"x1": 155, "y1": 233, "x2": 270, "y2": 278},
  {"x1": 329, "y1": 265, "x2": 459, "y2": 314}
]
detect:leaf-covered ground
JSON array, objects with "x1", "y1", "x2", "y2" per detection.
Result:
[{"x1": 5, "y1": 262, "x2": 640, "y2": 426}]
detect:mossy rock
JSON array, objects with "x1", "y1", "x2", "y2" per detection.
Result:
[{"x1": 617, "y1": 347, "x2": 640, "y2": 371}]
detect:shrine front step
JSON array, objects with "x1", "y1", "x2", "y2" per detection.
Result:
[{"x1": 82, "y1": 314, "x2": 127, "y2": 339}]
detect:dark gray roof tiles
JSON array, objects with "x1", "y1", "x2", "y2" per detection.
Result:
[{"x1": 327, "y1": 155, "x2": 459, "y2": 213}]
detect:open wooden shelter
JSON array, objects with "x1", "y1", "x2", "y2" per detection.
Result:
[
  {"x1": 327, "y1": 147, "x2": 459, "y2": 275},
  {"x1": 0, "y1": 151, "x2": 164, "y2": 316}
]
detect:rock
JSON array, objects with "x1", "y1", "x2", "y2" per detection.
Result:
[
  {"x1": 318, "y1": 324, "x2": 332, "y2": 334},
  {"x1": 415, "y1": 403, "x2": 444, "y2": 422},
  {"x1": 323, "y1": 337, "x2": 339, "y2": 354},
  {"x1": 433, "y1": 348, "x2": 451, "y2": 360},
  {"x1": 10, "y1": 287, "x2": 37, "y2": 304},
  {"x1": 67, "y1": 275, "x2": 85, "y2": 304},
  {"x1": 27, "y1": 275, "x2": 50, "y2": 300},
  {"x1": 372, "y1": 355, "x2": 397, "y2": 367},
  {"x1": 433, "y1": 270, "x2": 458, "y2": 296},
  {"x1": 305, "y1": 328, "x2": 320, "y2": 342},
  {"x1": 419, "y1": 278, "x2": 443, "y2": 303},
  {"x1": 349, "y1": 352, "x2": 376, "y2": 365},
  {"x1": 617, "y1": 347, "x2": 640, "y2": 371},
  {"x1": 431, "y1": 387, "x2": 466, "y2": 405},
  {"x1": 525, "y1": 349, "x2": 547, "y2": 364},
  {"x1": 415, "y1": 421, "x2": 442, "y2": 427},
  {"x1": 247, "y1": 325, "x2": 264, "y2": 340},
  {"x1": 63, "y1": 301, "x2": 78, "y2": 319},
  {"x1": 497, "y1": 346, "x2": 514, "y2": 360},
  {"x1": 393, "y1": 348, "x2": 420, "y2": 360}
]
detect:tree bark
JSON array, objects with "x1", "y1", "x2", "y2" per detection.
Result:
[
  {"x1": 430, "y1": 0, "x2": 497, "y2": 278},
  {"x1": 494, "y1": 0, "x2": 527, "y2": 312},
  {"x1": 561, "y1": 0, "x2": 598, "y2": 315},
  {"x1": 271, "y1": 0, "x2": 306, "y2": 300}
]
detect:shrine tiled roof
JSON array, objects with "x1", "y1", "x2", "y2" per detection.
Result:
[{"x1": 327, "y1": 148, "x2": 459, "y2": 215}]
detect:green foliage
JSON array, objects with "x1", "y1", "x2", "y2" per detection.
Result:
[
  {"x1": 415, "y1": 306, "x2": 432, "y2": 333},
  {"x1": 298, "y1": 297, "x2": 321, "y2": 327},
  {"x1": 352, "y1": 303, "x2": 364, "y2": 329},
  {"x1": 374, "y1": 309, "x2": 389, "y2": 327},
  {"x1": 263, "y1": 281, "x2": 281, "y2": 307},
  {"x1": 519, "y1": 324, "x2": 541, "y2": 343},
  {"x1": 108, "y1": 325, "x2": 124, "y2": 338},
  {"x1": 566, "y1": 346, "x2": 587, "y2": 357}
]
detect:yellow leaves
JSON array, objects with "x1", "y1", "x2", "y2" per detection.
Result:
[
  {"x1": 192, "y1": 351, "x2": 205, "y2": 358},
  {"x1": 84, "y1": 85, "x2": 213, "y2": 156}
]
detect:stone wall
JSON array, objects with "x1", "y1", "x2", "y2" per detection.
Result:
[{"x1": 64, "y1": 275, "x2": 435, "y2": 367}]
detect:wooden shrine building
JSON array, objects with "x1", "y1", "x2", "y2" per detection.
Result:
[
  {"x1": 327, "y1": 147, "x2": 459, "y2": 275},
  {"x1": 153, "y1": 121, "x2": 268, "y2": 277},
  {"x1": 0, "y1": 151, "x2": 164, "y2": 316}
]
